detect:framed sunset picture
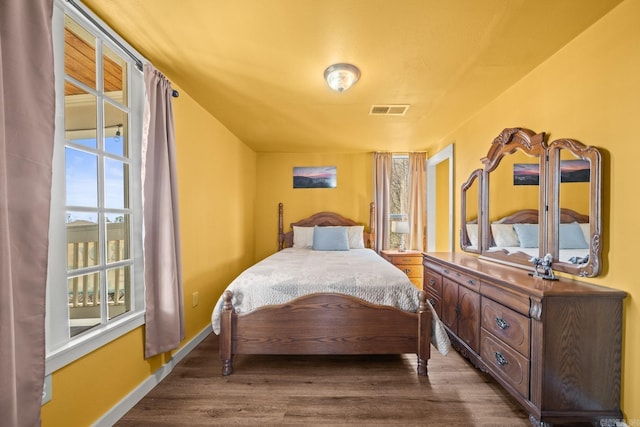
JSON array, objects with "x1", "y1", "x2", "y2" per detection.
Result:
[
  {"x1": 293, "y1": 166, "x2": 337, "y2": 188},
  {"x1": 513, "y1": 163, "x2": 540, "y2": 185},
  {"x1": 560, "y1": 159, "x2": 590, "y2": 183}
]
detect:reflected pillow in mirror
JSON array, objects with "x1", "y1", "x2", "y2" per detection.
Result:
[
  {"x1": 579, "y1": 223, "x2": 590, "y2": 245},
  {"x1": 466, "y1": 224, "x2": 478, "y2": 247},
  {"x1": 312, "y1": 225, "x2": 350, "y2": 251},
  {"x1": 559, "y1": 222, "x2": 589, "y2": 249},
  {"x1": 293, "y1": 226, "x2": 314, "y2": 248},
  {"x1": 513, "y1": 224, "x2": 539, "y2": 248},
  {"x1": 491, "y1": 224, "x2": 520, "y2": 247},
  {"x1": 347, "y1": 225, "x2": 365, "y2": 249}
]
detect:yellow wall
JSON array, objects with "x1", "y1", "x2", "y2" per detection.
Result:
[
  {"x1": 255, "y1": 152, "x2": 372, "y2": 260},
  {"x1": 41, "y1": 0, "x2": 640, "y2": 423},
  {"x1": 41, "y1": 84, "x2": 257, "y2": 426},
  {"x1": 448, "y1": 0, "x2": 639, "y2": 419}
]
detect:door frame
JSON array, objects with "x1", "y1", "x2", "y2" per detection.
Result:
[{"x1": 426, "y1": 144, "x2": 454, "y2": 252}]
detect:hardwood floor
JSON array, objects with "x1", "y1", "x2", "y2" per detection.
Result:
[{"x1": 115, "y1": 333, "x2": 530, "y2": 426}]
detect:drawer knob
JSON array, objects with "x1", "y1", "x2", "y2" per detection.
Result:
[
  {"x1": 443, "y1": 269, "x2": 450, "y2": 274},
  {"x1": 403, "y1": 268, "x2": 411, "y2": 274},
  {"x1": 428, "y1": 278, "x2": 436, "y2": 286},
  {"x1": 428, "y1": 298, "x2": 437, "y2": 308},
  {"x1": 468, "y1": 279, "x2": 475, "y2": 286},
  {"x1": 494, "y1": 351, "x2": 509, "y2": 367},
  {"x1": 496, "y1": 317, "x2": 510, "y2": 330}
]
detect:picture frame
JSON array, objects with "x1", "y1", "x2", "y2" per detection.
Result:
[{"x1": 293, "y1": 166, "x2": 337, "y2": 188}]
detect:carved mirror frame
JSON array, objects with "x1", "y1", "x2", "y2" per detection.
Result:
[
  {"x1": 460, "y1": 168, "x2": 482, "y2": 253},
  {"x1": 547, "y1": 138, "x2": 602, "y2": 277},
  {"x1": 480, "y1": 128, "x2": 547, "y2": 269},
  {"x1": 461, "y1": 127, "x2": 603, "y2": 277}
]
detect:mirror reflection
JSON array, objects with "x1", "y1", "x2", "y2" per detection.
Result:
[
  {"x1": 460, "y1": 169, "x2": 481, "y2": 253},
  {"x1": 548, "y1": 138, "x2": 601, "y2": 277},
  {"x1": 480, "y1": 128, "x2": 546, "y2": 267}
]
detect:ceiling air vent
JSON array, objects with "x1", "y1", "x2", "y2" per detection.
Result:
[{"x1": 369, "y1": 104, "x2": 410, "y2": 116}]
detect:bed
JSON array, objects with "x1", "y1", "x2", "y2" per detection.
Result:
[
  {"x1": 212, "y1": 203, "x2": 449, "y2": 376},
  {"x1": 486, "y1": 208, "x2": 590, "y2": 264}
]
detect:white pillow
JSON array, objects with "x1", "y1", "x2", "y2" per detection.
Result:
[
  {"x1": 579, "y1": 223, "x2": 590, "y2": 246},
  {"x1": 347, "y1": 225, "x2": 365, "y2": 249},
  {"x1": 465, "y1": 224, "x2": 478, "y2": 247},
  {"x1": 292, "y1": 226, "x2": 314, "y2": 248},
  {"x1": 491, "y1": 223, "x2": 520, "y2": 247}
]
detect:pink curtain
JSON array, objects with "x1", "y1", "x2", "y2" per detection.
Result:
[
  {"x1": 142, "y1": 64, "x2": 185, "y2": 358},
  {"x1": 373, "y1": 152, "x2": 392, "y2": 252},
  {"x1": 408, "y1": 152, "x2": 427, "y2": 251},
  {"x1": 0, "y1": 0, "x2": 54, "y2": 424}
]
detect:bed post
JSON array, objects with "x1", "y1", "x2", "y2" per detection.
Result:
[
  {"x1": 416, "y1": 290, "x2": 431, "y2": 376},
  {"x1": 278, "y1": 202, "x2": 284, "y2": 251},
  {"x1": 369, "y1": 202, "x2": 376, "y2": 251},
  {"x1": 220, "y1": 290, "x2": 234, "y2": 376}
]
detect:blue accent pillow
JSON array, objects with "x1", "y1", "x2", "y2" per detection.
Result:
[
  {"x1": 513, "y1": 224, "x2": 539, "y2": 248},
  {"x1": 559, "y1": 222, "x2": 589, "y2": 249},
  {"x1": 312, "y1": 226, "x2": 350, "y2": 251}
]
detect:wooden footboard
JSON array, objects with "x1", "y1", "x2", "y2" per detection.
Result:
[{"x1": 219, "y1": 290, "x2": 431, "y2": 376}]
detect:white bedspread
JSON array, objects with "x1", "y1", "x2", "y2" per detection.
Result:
[{"x1": 211, "y1": 248, "x2": 450, "y2": 355}]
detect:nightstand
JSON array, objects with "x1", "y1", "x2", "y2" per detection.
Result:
[{"x1": 381, "y1": 249, "x2": 423, "y2": 288}]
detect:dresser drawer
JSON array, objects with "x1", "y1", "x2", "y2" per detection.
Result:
[
  {"x1": 481, "y1": 297, "x2": 530, "y2": 357},
  {"x1": 396, "y1": 264, "x2": 422, "y2": 278},
  {"x1": 408, "y1": 277, "x2": 422, "y2": 289},
  {"x1": 391, "y1": 255, "x2": 422, "y2": 265},
  {"x1": 425, "y1": 272, "x2": 442, "y2": 296},
  {"x1": 481, "y1": 331, "x2": 529, "y2": 399},
  {"x1": 425, "y1": 261, "x2": 479, "y2": 288},
  {"x1": 443, "y1": 267, "x2": 479, "y2": 289}
]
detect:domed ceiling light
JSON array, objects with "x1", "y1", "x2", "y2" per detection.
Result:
[{"x1": 323, "y1": 63, "x2": 360, "y2": 92}]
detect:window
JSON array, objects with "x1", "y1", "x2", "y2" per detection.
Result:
[
  {"x1": 390, "y1": 154, "x2": 409, "y2": 248},
  {"x1": 46, "y1": 0, "x2": 145, "y2": 372}
]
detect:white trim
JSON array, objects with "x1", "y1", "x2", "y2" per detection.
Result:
[
  {"x1": 426, "y1": 144, "x2": 454, "y2": 252},
  {"x1": 91, "y1": 325, "x2": 213, "y2": 427}
]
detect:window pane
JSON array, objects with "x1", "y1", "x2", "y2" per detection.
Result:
[
  {"x1": 68, "y1": 272, "x2": 101, "y2": 337},
  {"x1": 65, "y1": 83, "x2": 97, "y2": 149},
  {"x1": 65, "y1": 16, "x2": 96, "y2": 90},
  {"x1": 105, "y1": 158, "x2": 128, "y2": 209},
  {"x1": 108, "y1": 266, "x2": 130, "y2": 320},
  {"x1": 66, "y1": 147, "x2": 98, "y2": 207},
  {"x1": 66, "y1": 211, "x2": 99, "y2": 271},
  {"x1": 103, "y1": 44, "x2": 127, "y2": 106},
  {"x1": 104, "y1": 102, "x2": 128, "y2": 157},
  {"x1": 106, "y1": 214, "x2": 130, "y2": 263}
]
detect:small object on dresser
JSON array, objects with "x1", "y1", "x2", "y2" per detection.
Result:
[{"x1": 529, "y1": 253, "x2": 558, "y2": 281}]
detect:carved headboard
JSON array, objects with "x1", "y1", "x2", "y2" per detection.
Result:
[{"x1": 278, "y1": 203, "x2": 376, "y2": 251}]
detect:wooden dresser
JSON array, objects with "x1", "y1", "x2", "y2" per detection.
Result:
[
  {"x1": 423, "y1": 252, "x2": 626, "y2": 426},
  {"x1": 381, "y1": 249, "x2": 423, "y2": 288}
]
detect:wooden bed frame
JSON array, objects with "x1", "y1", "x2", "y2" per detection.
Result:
[{"x1": 219, "y1": 203, "x2": 432, "y2": 376}]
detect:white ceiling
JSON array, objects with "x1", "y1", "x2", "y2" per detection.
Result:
[{"x1": 81, "y1": 0, "x2": 623, "y2": 153}]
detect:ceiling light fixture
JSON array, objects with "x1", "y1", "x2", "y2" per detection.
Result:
[{"x1": 324, "y1": 63, "x2": 360, "y2": 92}]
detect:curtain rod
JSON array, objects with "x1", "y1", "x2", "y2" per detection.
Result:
[{"x1": 65, "y1": 0, "x2": 179, "y2": 98}]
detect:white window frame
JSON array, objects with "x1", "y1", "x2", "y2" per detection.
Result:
[{"x1": 46, "y1": 0, "x2": 146, "y2": 374}]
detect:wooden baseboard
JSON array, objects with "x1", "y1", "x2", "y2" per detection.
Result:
[{"x1": 92, "y1": 324, "x2": 213, "y2": 427}]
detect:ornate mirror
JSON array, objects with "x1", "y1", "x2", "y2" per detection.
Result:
[
  {"x1": 460, "y1": 127, "x2": 604, "y2": 277},
  {"x1": 547, "y1": 138, "x2": 601, "y2": 277},
  {"x1": 460, "y1": 169, "x2": 482, "y2": 253},
  {"x1": 480, "y1": 128, "x2": 547, "y2": 268}
]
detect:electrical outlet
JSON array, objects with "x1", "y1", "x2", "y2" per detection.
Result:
[
  {"x1": 192, "y1": 291, "x2": 199, "y2": 307},
  {"x1": 42, "y1": 374, "x2": 52, "y2": 405}
]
